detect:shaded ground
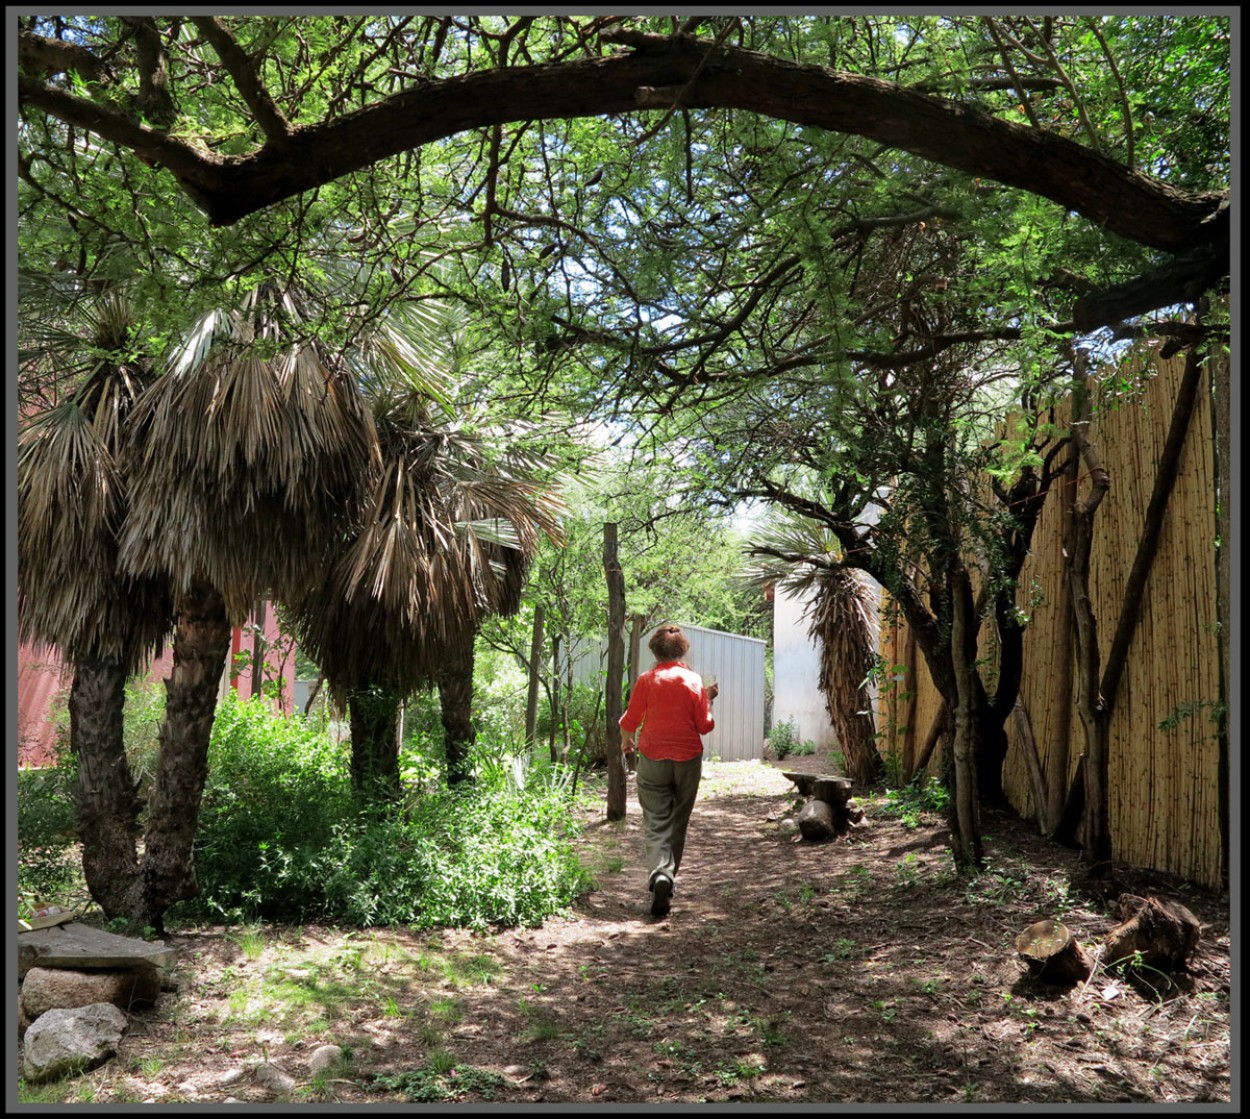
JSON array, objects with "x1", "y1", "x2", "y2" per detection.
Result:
[{"x1": 21, "y1": 755, "x2": 1231, "y2": 1106}]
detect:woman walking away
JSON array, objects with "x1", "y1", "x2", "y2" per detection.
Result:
[{"x1": 620, "y1": 623, "x2": 719, "y2": 918}]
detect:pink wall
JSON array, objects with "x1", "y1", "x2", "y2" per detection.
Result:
[
  {"x1": 17, "y1": 643, "x2": 70, "y2": 768},
  {"x1": 16, "y1": 601, "x2": 298, "y2": 770}
]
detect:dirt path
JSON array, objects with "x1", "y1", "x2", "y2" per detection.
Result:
[{"x1": 35, "y1": 758, "x2": 1231, "y2": 1105}]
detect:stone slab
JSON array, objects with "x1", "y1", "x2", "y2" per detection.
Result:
[{"x1": 17, "y1": 922, "x2": 179, "y2": 977}]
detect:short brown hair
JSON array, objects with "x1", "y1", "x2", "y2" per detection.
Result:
[{"x1": 648, "y1": 623, "x2": 689, "y2": 662}]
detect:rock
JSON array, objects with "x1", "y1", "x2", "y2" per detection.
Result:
[
  {"x1": 797, "y1": 799, "x2": 836, "y2": 841},
  {"x1": 218, "y1": 1067, "x2": 247, "y2": 1087},
  {"x1": 20, "y1": 965, "x2": 162, "y2": 1025},
  {"x1": 255, "y1": 1060, "x2": 297, "y2": 1093},
  {"x1": 18, "y1": 922, "x2": 179, "y2": 979},
  {"x1": 22, "y1": 1002, "x2": 128, "y2": 1082},
  {"x1": 307, "y1": 1044, "x2": 343, "y2": 1076}
]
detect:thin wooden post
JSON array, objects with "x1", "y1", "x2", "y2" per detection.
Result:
[
  {"x1": 524, "y1": 605, "x2": 545, "y2": 750},
  {"x1": 604, "y1": 523, "x2": 627, "y2": 821}
]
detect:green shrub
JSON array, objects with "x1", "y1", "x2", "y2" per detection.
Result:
[
  {"x1": 768, "y1": 717, "x2": 798, "y2": 759},
  {"x1": 180, "y1": 693, "x2": 354, "y2": 922},
  {"x1": 17, "y1": 762, "x2": 82, "y2": 907},
  {"x1": 319, "y1": 784, "x2": 593, "y2": 929},
  {"x1": 180, "y1": 693, "x2": 593, "y2": 929},
  {"x1": 879, "y1": 778, "x2": 951, "y2": 829},
  {"x1": 122, "y1": 677, "x2": 166, "y2": 801}
]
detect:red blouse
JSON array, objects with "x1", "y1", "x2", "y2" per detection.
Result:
[{"x1": 619, "y1": 661, "x2": 714, "y2": 762}]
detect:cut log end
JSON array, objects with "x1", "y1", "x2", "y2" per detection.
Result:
[
  {"x1": 1014, "y1": 919, "x2": 1094, "y2": 985},
  {"x1": 796, "y1": 798, "x2": 836, "y2": 841}
]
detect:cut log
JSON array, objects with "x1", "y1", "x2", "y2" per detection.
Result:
[
  {"x1": 782, "y1": 772, "x2": 853, "y2": 803},
  {"x1": 1014, "y1": 919, "x2": 1095, "y2": 985},
  {"x1": 796, "y1": 799, "x2": 837, "y2": 841},
  {"x1": 1103, "y1": 894, "x2": 1201, "y2": 972}
]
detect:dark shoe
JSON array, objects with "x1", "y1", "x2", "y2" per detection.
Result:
[{"x1": 651, "y1": 876, "x2": 673, "y2": 918}]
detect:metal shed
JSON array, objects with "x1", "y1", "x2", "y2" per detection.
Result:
[{"x1": 573, "y1": 621, "x2": 767, "y2": 763}]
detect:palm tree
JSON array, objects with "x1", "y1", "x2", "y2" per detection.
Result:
[
  {"x1": 111, "y1": 280, "x2": 377, "y2": 931},
  {"x1": 746, "y1": 513, "x2": 885, "y2": 786},
  {"x1": 286, "y1": 310, "x2": 565, "y2": 795},
  {"x1": 18, "y1": 284, "x2": 174, "y2": 917}
]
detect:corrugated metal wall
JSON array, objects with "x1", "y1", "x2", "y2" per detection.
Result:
[{"x1": 573, "y1": 622, "x2": 767, "y2": 762}]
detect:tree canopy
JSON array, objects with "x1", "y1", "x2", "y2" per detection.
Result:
[{"x1": 19, "y1": 15, "x2": 1230, "y2": 352}]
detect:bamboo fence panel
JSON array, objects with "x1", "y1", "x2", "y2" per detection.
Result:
[{"x1": 878, "y1": 346, "x2": 1224, "y2": 887}]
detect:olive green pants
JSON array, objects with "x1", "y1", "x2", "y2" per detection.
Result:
[{"x1": 635, "y1": 752, "x2": 703, "y2": 891}]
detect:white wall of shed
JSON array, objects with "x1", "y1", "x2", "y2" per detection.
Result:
[
  {"x1": 771, "y1": 586, "x2": 839, "y2": 750},
  {"x1": 771, "y1": 572, "x2": 885, "y2": 753}
]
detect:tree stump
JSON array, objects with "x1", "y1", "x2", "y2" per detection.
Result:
[
  {"x1": 1103, "y1": 894, "x2": 1201, "y2": 972},
  {"x1": 1014, "y1": 920, "x2": 1095, "y2": 985}
]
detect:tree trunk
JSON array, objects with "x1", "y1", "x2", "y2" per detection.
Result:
[
  {"x1": 1103, "y1": 893, "x2": 1201, "y2": 973},
  {"x1": 249, "y1": 595, "x2": 267, "y2": 700},
  {"x1": 1013, "y1": 699, "x2": 1050, "y2": 836},
  {"x1": 69, "y1": 656, "x2": 140, "y2": 920},
  {"x1": 1067, "y1": 352, "x2": 1113, "y2": 869},
  {"x1": 603, "y1": 523, "x2": 627, "y2": 822},
  {"x1": 947, "y1": 566, "x2": 983, "y2": 870},
  {"x1": 1068, "y1": 345, "x2": 1204, "y2": 871},
  {"x1": 910, "y1": 700, "x2": 950, "y2": 784},
  {"x1": 900, "y1": 623, "x2": 918, "y2": 778},
  {"x1": 627, "y1": 613, "x2": 645, "y2": 690},
  {"x1": 1045, "y1": 447, "x2": 1079, "y2": 837},
  {"x1": 548, "y1": 634, "x2": 561, "y2": 764},
  {"x1": 796, "y1": 798, "x2": 836, "y2": 841},
  {"x1": 975, "y1": 601, "x2": 1019, "y2": 807},
  {"x1": 437, "y1": 627, "x2": 477, "y2": 786},
  {"x1": 832, "y1": 703, "x2": 882, "y2": 786},
  {"x1": 347, "y1": 685, "x2": 403, "y2": 799},
  {"x1": 524, "y1": 606, "x2": 545, "y2": 751},
  {"x1": 124, "y1": 582, "x2": 231, "y2": 935},
  {"x1": 816, "y1": 568, "x2": 884, "y2": 786}
]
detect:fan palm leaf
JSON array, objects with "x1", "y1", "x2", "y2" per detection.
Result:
[
  {"x1": 17, "y1": 283, "x2": 173, "y2": 919},
  {"x1": 118, "y1": 282, "x2": 377, "y2": 619},
  {"x1": 18, "y1": 290, "x2": 171, "y2": 669},
  {"x1": 289, "y1": 400, "x2": 566, "y2": 702}
]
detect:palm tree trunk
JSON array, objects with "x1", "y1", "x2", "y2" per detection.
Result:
[
  {"x1": 438, "y1": 628, "x2": 477, "y2": 785},
  {"x1": 69, "y1": 656, "x2": 140, "y2": 919},
  {"x1": 125, "y1": 582, "x2": 232, "y2": 935},
  {"x1": 347, "y1": 685, "x2": 403, "y2": 799}
]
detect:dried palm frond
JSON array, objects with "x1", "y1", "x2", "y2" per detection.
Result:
[
  {"x1": 18, "y1": 339, "x2": 171, "y2": 670},
  {"x1": 118, "y1": 283, "x2": 376, "y2": 619},
  {"x1": 287, "y1": 373, "x2": 567, "y2": 701},
  {"x1": 747, "y1": 507, "x2": 883, "y2": 781}
]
